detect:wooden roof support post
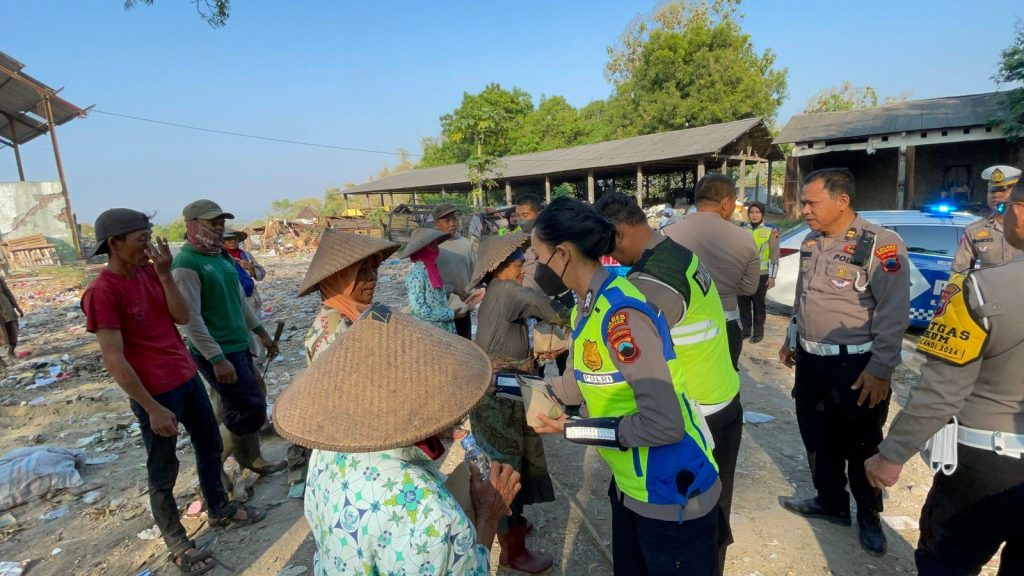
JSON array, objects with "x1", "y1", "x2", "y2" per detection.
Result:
[
  {"x1": 767, "y1": 160, "x2": 773, "y2": 204},
  {"x1": 587, "y1": 171, "x2": 595, "y2": 204},
  {"x1": 545, "y1": 176, "x2": 551, "y2": 203},
  {"x1": 697, "y1": 159, "x2": 706, "y2": 180},
  {"x1": 905, "y1": 145, "x2": 916, "y2": 209},
  {"x1": 412, "y1": 191, "x2": 418, "y2": 205},
  {"x1": 505, "y1": 181, "x2": 512, "y2": 205},
  {"x1": 41, "y1": 95, "x2": 82, "y2": 259},
  {"x1": 897, "y1": 145, "x2": 907, "y2": 210},
  {"x1": 441, "y1": 186, "x2": 447, "y2": 199},
  {"x1": 739, "y1": 158, "x2": 746, "y2": 200},
  {"x1": 636, "y1": 165, "x2": 645, "y2": 209},
  {"x1": 3, "y1": 113, "x2": 25, "y2": 181}
]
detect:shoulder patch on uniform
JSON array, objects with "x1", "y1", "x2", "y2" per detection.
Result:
[
  {"x1": 609, "y1": 329, "x2": 641, "y2": 363},
  {"x1": 692, "y1": 265, "x2": 713, "y2": 296},
  {"x1": 918, "y1": 274, "x2": 988, "y2": 366},
  {"x1": 874, "y1": 244, "x2": 902, "y2": 273},
  {"x1": 803, "y1": 239, "x2": 817, "y2": 249},
  {"x1": 976, "y1": 229, "x2": 990, "y2": 239},
  {"x1": 772, "y1": 228, "x2": 780, "y2": 238},
  {"x1": 607, "y1": 311, "x2": 628, "y2": 335},
  {"x1": 843, "y1": 243, "x2": 857, "y2": 255}
]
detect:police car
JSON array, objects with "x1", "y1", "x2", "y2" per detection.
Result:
[{"x1": 766, "y1": 206, "x2": 981, "y2": 328}]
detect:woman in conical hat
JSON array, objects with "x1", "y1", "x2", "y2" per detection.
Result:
[
  {"x1": 285, "y1": 230, "x2": 400, "y2": 497},
  {"x1": 468, "y1": 232, "x2": 570, "y2": 573},
  {"x1": 274, "y1": 305, "x2": 522, "y2": 575},
  {"x1": 402, "y1": 226, "x2": 467, "y2": 333}
]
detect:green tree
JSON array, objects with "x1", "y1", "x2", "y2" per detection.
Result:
[
  {"x1": 551, "y1": 183, "x2": 577, "y2": 199},
  {"x1": 322, "y1": 187, "x2": 347, "y2": 216},
  {"x1": 124, "y1": 0, "x2": 230, "y2": 28},
  {"x1": 509, "y1": 96, "x2": 588, "y2": 154},
  {"x1": 269, "y1": 197, "x2": 322, "y2": 219},
  {"x1": 993, "y1": 24, "x2": 1024, "y2": 141},
  {"x1": 153, "y1": 218, "x2": 187, "y2": 241},
  {"x1": 604, "y1": 1, "x2": 787, "y2": 135},
  {"x1": 419, "y1": 84, "x2": 534, "y2": 167},
  {"x1": 804, "y1": 82, "x2": 909, "y2": 113}
]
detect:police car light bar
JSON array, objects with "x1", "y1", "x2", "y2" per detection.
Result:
[{"x1": 922, "y1": 202, "x2": 954, "y2": 214}]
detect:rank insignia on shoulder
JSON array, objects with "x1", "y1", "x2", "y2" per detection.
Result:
[
  {"x1": 845, "y1": 228, "x2": 857, "y2": 240},
  {"x1": 803, "y1": 239, "x2": 817, "y2": 249},
  {"x1": 976, "y1": 229, "x2": 990, "y2": 239}
]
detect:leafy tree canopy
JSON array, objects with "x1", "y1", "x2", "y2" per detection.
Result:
[
  {"x1": 804, "y1": 82, "x2": 909, "y2": 113},
  {"x1": 993, "y1": 24, "x2": 1024, "y2": 141},
  {"x1": 124, "y1": 0, "x2": 230, "y2": 28}
]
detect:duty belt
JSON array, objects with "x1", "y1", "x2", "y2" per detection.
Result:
[
  {"x1": 698, "y1": 397, "x2": 734, "y2": 417},
  {"x1": 798, "y1": 336, "x2": 872, "y2": 357},
  {"x1": 958, "y1": 425, "x2": 1024, "y2": 458}
]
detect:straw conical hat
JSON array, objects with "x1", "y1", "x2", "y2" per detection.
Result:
[
  {"x1": 401, "y1": 227, "x2": 450, "y2": 258},
  {"x1": 468, "y1": 233, "x2": 529, "y2": 289},
  {"x1": 273, "y1": 304, "x2": 492, "y2": 452},
  {"x1": 297, "y1": 230, "x2": 400, "y2": 297},
  {"x1": 224, "y1": 228, "x2": 248, "y2": 242}
]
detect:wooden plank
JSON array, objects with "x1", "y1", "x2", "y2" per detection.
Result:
[{"x1": 905, "y1": 145, "x2": 917, "y2": 209}]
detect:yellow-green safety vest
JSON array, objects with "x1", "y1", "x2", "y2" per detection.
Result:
[
  {"x1": 748, "y1": 224, "x2": 776, "y2": 275},
  {"x1": 571, "y1": 274, "x2": 719, "y2": 507}
]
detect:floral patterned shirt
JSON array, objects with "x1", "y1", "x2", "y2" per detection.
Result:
[
  {"x1": 304, "y1": 306, "x2": 353, "y2": 364},
  {"x1": 405, "y1": 262, "x2": 456, "y2": 333},
  {"x1": 305, "y1": 446, "x2": 490, "y2": 576}
]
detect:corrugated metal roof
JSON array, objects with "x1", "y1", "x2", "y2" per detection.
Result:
[
  {"x1": 344, "y1": 117, "x2": 782, "y2": 195},
  {"x1": 774, "y1": 92, "x2": 1006, "y2": 144},
  {"x1": 0, "y1": 51, "x2": 88, "y2": 148}
]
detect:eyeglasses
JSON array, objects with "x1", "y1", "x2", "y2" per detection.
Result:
[{"x1": 996, "y1": 201, "x2": 1024, "y2": 215}]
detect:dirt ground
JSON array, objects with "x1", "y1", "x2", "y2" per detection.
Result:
[{"x1": 0, "y1": 255, "x2": 1003, "y2": 575}]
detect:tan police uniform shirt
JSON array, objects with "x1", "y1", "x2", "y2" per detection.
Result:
[
  {"x1": 663, "y1": 211, "x2": 760, "y2": 314},
  {"x1": 792, "y1": 215, "x2": 911, "y2": 379},
  {"x1": 951, "y1": 216, "x2": 1021, "y2": 273},
  {"x1": 879, "y1": 254, "x2": 1024, "y2": 463}
]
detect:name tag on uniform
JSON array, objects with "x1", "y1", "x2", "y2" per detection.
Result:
[{"x1": 581, "y1": 373, "x2": 615, "y2": 384}]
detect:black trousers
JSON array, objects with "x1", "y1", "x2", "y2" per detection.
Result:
[
  {"x1": 737, "y1": 275, "x2": 769, "y2": 333},
  {"x1": 454, "y1": 314, "x2": 473, "y2": 340},
  {"x1": 725, "y1": 320, "x2": 742, "y2": 371},
  {"x1": 916, "y1": 445, "x2": 1024, "y2": 576},
  {"x1": 608, "y1": 480, "x2": 719, "y2": 576},
  {"x1": 706, "y1": 396, "x2": 743, "y2": 576},
  {"x1": 130, "y1": 374, "x2": 229, "y2": 557},
  {"x1": 192, "y1": 350, "x2": 267, "y2": 436},
  {"x1": 793, "y1": 346, "x2": 890, "y2": 515}
]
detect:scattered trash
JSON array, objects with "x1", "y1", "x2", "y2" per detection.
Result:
[
  {"x1": 81, "y1": 490, "x2": 102, "y2": 504},
  {"x1": 0, "y1": 560, "x2": 30, "y2": 576},
  {"x1": 137, "y1": 524, "x2": 161, "y2": 540},
  {"x1": 277, "y1": 566, "x2": 308, "y2": 576},
  {"x1": 0, "y1": 513, "x2": 16, "y2": 530},
  {"x1": 287, "y1": 482, "x2": 305, "y2": 499},
  {"x1": 135, "y1": 569, "x2": 153, "y2": 576},
  {"x1": 185, "y1": 499, "x2": 203, "y2": 518},
  {"x1": 882, "y1": 515, "x2": 919, "y2": 530},
  {"x1": 0, "y1": 447, "x2": 85, "y2": 511},
  {"x1": 26, "y1": 396, "x2": 46, "y2": 406},
  {"x1": 39, "y1": 505, "x2": 69, "y2": 520},
  {"x1": 26, "y1": 377, "x2": 56, "y2": 390},
  {"x1": 76, "y1": 433, "x2": 102, "y2": 448},
  {"x1": 50, "y1": 547, "x2": 62, "y2": 556},
  {"x1": 743, "y1": 411, "x2": 775, "y2": 424},
  {"x1": 16, "y1": 349, "x2": 32, "y2": 359},
  {"x1": 49, "y1": 365, "x2": 61, "y2": 377},
  {"x1": 84, "y1": 453, "x2": 119, "y2": 465}
]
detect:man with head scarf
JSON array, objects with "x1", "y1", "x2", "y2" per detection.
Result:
[
  {"x1": 172, "y1": 199, "x2": 286, "y2": 485},
  {"x1": 283, "y1": 230, "x2": 400, "y2": 497},
  {"x1": 432, "y1": 203, "x2": 481, "y2": 339}
]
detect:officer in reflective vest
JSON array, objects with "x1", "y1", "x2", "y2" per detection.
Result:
[
  {"x1": 739, "y1": 201, "x2": 779, "y2": 343},
  {"x1": 530, "y1": 197, "x2": 722, "y2": 576},
  {"x1": 951, "y1": 165, "x2": 1022, "y2": 273},
  {"x1": 778, "y1": 168, "x2": 910, "y2": 557},
  {"x1": 596, "y1": 191, "x2": 740, "y2": 575},
  {"x1": 866, "y1": 181, "x2": 1024, "y2": 575}
]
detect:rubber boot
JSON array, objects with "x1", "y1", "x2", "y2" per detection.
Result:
[{"x1": 498, "y1": 523, "x2": 553, "y2": 574}]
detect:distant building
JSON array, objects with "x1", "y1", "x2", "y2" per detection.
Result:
[{"x1": 774, "y1": 92, "x2": 1024, "y2": 214}]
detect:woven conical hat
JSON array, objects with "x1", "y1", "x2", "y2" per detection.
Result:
[
  {"x1": 468, "y1": 233, "x2": 529, "y2": 289},
  {"x1": 273, "y1": 304, "x2": 491, "y2": 452},
  {"x1": 297, "y1": 230, "x2": 400, "y2": 297},
  {"x1": 401, "y1": 227, "x2": 450, "y2": 258}
]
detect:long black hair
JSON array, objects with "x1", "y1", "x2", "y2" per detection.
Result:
[{"x1": 533, "y1": 197, "x2": 616, "y2": 261}]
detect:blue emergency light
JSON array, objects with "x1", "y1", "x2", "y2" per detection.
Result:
[{"x1": 922, "y1": 202, "x2": 955, "y2": 214}]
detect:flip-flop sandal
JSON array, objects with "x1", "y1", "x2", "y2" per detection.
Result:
[
  {"x1": 210, "y1": 503, "x2": 266, "y2": 529},
  {"x1": 171, "y1": 545, "x2": 215, "y2": 575}
]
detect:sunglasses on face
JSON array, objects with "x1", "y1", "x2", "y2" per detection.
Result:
[{"x1": 996, "y1": 201, "x2": 1024, "y2": 215}]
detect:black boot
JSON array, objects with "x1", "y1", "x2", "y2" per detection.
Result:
[
  {"x1": 741, "y1": 326, "x2": 752, "y2": 340},
  {"x1": 750, "y1": 326, "x2": 764, "y2": 343},
  {"x1": 858, "y1": 513, "x2": 887, "y2": 557},
  {"x1": 779, "y1": 496, "x2": 851, "y2": 526}
]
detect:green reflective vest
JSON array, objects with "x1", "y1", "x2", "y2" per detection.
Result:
[
  {"x1": 571, "y1": 274, "x2": 719, "y2": 506},
  {"x1": 632, "y1": 238, "x2": 739, "y2": 405},
  {"x1": 748, "y1": 224, "x2": 776, "y2": 274}
]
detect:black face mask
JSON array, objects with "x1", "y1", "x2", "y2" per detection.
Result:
[
  {"x1": 534, "y1": 249, "x2": 569, "y2": 297},
  {"x1": 519, "y1": 219, "x2": 534, "y2": 234}
]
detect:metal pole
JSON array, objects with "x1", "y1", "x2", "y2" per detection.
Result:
[
  {"x1": 3, "y1": 114, "x2": 25, "y2": 181},
  {"x1": 42, "y1": 96, "x2": 82, "y2": 259}
]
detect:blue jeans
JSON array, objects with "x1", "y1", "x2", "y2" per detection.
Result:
[
  {"x1": 130, "y1": 374, "x2": 229, "y2": 556},
  {"x1": 608, "y1": 480, "x2": 719, "y2": 575},
  {"x1": 192, "y1": 349, "x2": 267, "y2": 436}
]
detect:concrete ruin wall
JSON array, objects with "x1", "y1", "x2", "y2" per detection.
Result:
[{"x1": 0, "y1": 180, "x2": 78, "y2": 263}]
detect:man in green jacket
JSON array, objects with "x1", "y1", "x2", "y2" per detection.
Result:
[{"x1": 172, "y1": 199, "x2": 285, "y2": 486}]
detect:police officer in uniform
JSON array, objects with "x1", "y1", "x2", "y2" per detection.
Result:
[
  {"x1": 951, "y1": 165, "x2": 1021, "y2": 273},
  {"x1": 530, "y1": 197, "x2": 722, "y2": 575},
  {"x1": 865, "y1": 180, "x2": 1024, "y2": 575},
  {"x1": 778, "y1": 168, "x2": 911, "y2": 556},
  {"x1": 739, "y1": 201, "x2": 780, "y2": 342},
  {"x1": 596, "y1": 192, "x2": 742, "y2": 575}
]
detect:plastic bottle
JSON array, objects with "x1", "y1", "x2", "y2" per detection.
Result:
[{"x1": 460, "y1": 433, "x2": 491, "y2": 482}]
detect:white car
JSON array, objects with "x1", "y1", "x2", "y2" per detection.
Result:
[{"x1": 766, "y1": 209, "x2": 980, "y2": 328}]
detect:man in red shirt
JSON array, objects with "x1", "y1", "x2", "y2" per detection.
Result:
[{"x1": 82, "y1": 209, "x2": 265, "y2": 575}]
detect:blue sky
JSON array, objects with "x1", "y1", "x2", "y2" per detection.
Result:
[{"x1": 4, "y1": 0, "x2": 1021, "y2": 223}]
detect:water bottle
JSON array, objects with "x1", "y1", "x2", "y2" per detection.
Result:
[{"x1": 460, "y1": 433, "x2": 491, "y2": 482}]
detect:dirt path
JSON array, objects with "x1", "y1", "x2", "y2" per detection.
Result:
[{"x1": 0, "y1": 256, "x2": 1001, "y2": 575}]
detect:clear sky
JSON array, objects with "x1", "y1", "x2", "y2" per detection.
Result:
[{"x1": 4, "y1": 0, "x2": 1021, "y2": 223}]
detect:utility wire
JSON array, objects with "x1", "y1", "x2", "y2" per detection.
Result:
[{"x1": 91, "y1": 109, "x2": 419, "y2": 157}]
